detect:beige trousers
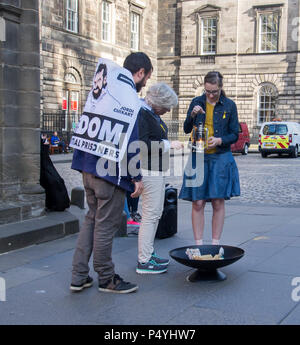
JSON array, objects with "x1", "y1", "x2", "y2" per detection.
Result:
[{"x1": 138, "y1": 171, "x2": 166, "y2": 263}]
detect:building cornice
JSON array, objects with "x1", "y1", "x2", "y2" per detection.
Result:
[{"x1": 0, "y1": 4, "x2": 22, "y2": 23}]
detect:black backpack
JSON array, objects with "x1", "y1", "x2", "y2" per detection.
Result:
[{"x1": 156, "y1": 185, "x2": 177, "y2": 239}]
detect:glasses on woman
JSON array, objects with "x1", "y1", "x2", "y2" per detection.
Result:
[{"x1": 205, "y1": 89, "x2": 220, "y2": 95}]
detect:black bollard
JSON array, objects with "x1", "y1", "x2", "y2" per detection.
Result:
[{"x1": 70, "y1": 187, "x2": 85, "y2": 209}]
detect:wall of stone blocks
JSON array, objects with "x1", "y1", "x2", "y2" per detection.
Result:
[
  {"x1": 157, "y1": 0, "x2": 300, "y2": 142},
  {"x1": 40, "y1": 0, "x2": 158, "y2": 116},
  {"x1": 0, "y1": 0, "x2": 42, "y2": 199}
]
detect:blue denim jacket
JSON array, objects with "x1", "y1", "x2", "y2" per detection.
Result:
[{"x1": 183, "y1": 93, "x2": 239, "y2": 153}]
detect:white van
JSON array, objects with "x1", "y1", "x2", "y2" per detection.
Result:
[{"x1": 258, "y1": 121, "x2": 300, "y2": 158}]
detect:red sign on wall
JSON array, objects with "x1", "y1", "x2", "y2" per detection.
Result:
[
  {"x1": 62, "y1": 98, "x2": 67, "y2": 110},
  {"x1": 71, "y1": 101, "x2": 78, "y2": 111}
]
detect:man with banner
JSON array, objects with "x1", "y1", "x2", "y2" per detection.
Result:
[{"x1": 70, "y1": 52, "x2": 153, "y2": 294}]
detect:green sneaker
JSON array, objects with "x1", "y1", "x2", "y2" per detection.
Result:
[
  {"x1": 136, "y1": 259, "x2": 168, "y2": 274},
  {"x1": 151, "y1": 251, "x2": 170, "y2": 266}
]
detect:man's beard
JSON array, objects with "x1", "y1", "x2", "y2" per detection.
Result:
[
  {"x1": 92, "y1": 87, "x2": 102, "y2": 100},
  {"x1": 135, "y1": 75, "x2": 147, "y2": 93}
]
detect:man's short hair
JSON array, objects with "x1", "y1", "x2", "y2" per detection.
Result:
[{"x1": 123, "y1": 52, "x2": 153, "y2": 75}]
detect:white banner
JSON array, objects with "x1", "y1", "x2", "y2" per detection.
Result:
[{"x1": 69, "y1": 58, "x2": 140, "y2": 162}]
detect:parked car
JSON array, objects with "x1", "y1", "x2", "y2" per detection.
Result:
[
  {"x1": 258, "y1": 121, "x2": 300, "y2": 158},
  {"x1": 231, "y1": 122, "x2": 250, "y2": 155}
]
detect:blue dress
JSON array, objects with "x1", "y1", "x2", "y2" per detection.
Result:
[
  {"x1": 179, "y1": 151, "x2": 240, "y2": 202},
  {"x1": 179, "y1": 93, "x2": 241, "y2": 202}
]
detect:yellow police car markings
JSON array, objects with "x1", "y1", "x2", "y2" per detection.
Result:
[{"x1": 261, "y1": 135, "x2": 289, "y2": 149}]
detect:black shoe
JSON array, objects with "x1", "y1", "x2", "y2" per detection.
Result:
[
  {"x1": 70, "y1": 276, "x2": 93, "y2": 292},
  {"x1": 99, "y1": 274, "x2": 138, "y2": 294},
  {"x1": 131, "y1": 212, "x2": 142, "y2": 222}
]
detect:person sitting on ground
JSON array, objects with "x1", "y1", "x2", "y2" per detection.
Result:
[{"x1": 51, "y1": 131, "x2": 67, "y2": 153}]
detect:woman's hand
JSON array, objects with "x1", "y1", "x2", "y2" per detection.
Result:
[
  {"x1": 191, "y1": 105, "x2": 205, "y2": 118},
  {"x1": 207, "y1": 136, "x2": 222, "y2": 149},
  {"x1": 170, "y1": 140, "x2": 184, "y2": 150}
]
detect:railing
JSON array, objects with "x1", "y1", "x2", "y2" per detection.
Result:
[
  {"x1": 164, "y1": 119, "x2": 188, "y2": 141},
  {"x1": 200, "y1": 55, "x2": 215, "y2": 64},
  {"x1": 41, "y1": 113, "x2": 80, "y2": 143}
]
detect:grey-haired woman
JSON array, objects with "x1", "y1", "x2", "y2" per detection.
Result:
[{"x1": 136, "y1": 82, "x2": 183, "y2": 274}]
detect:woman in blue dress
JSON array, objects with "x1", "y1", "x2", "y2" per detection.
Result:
[{"x1": 179, "y1": 71, "x2": 240, "y2": 245}]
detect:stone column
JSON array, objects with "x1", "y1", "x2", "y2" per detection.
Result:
[{"x1": 0, "y1": 0, "x2": 44, "y2": 223}]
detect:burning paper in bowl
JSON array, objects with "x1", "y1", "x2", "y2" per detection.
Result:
[{"x1": 185, "y1": 247, "x2": 224, "y2": 261}]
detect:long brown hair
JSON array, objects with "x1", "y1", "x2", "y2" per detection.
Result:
[{"x1": 204, "y1": 71, "x2": 226, "y2": 97}]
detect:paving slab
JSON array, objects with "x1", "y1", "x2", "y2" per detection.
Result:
[
  {"x1": 0, "y1": 234, "x2": 78, "y2": 272},
  {"x1": 280, "y1": 303, "x2": 300, "y2": 325},
  {"x1": 164, "y1": 306, "x2": 258, "y2": 325},
  {"x1": 250, "y1": 246, "x2": 300, "y2": 276},
  {"x1": 0, "y1": 202, "x2": 299, "y2": 325},
  {"x1": 288, "y1": 238, "x2": 300, "y2": 247},
  {"x1": 267, "y1": 223, "x2": 300, "y2": 237},
  {"x1": 194, "y1": 271, "x2": 297, "y2": 325},
  {"x1": 239, "y1": 240, "x2": 288, "y2": 259},
  {"x1": 1, "y1": 266, "x2": 54, "y2": 289}
]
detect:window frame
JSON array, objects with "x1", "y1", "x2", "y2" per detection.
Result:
[
  {"x1": 257, "y1": 84, "x2": 277, "y2": 125},
  {"x1": 65, "y1": 0, "x2": 79, "y2": 34},
  {"x1": 130, "y1": 11, "x2": 140, "y2": 51},
  {"x1": 128, "y1": 1, "x2": 145, "y2": 51},
  {"x1": 253, "y1": 5, "x2": 282, "y2": 54},
  {"x1": 258, "y1": 12, "x2": 279, "y2": 53},
  {"x1": 101, "y1": 0, "x2": 112, "y2": 43},
  {"x1": 63, "y1": 70, "x2": 81, "y2": 131},
  {"x1": 200, "y1": 16, "x2": 217, "y2": 55}
]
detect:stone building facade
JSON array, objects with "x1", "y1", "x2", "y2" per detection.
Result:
[
  {"x1": 39, "y1": 0, "x2": 300, "y2": 141},
  {"x1": 157, "y1": 0, "x2": 300, "y2": 141},
  {"x1": 39, "y1": 0, "x2": 158, "y2": 132}
]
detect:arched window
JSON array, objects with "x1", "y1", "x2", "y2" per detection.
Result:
[
  {"x1": 63, "y1": 70, "x2": 81, "y2": 132},
  {"x1": 64, "y1": 73, "x2": 78, "y2": 84},
  {"x1": 258, "y1": 83, "x2": 277, "y2": 124}
]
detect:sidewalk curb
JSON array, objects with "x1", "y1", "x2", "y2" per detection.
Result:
[{"x1": 0, "y1": 210, "x2": 79, "y2": 254}]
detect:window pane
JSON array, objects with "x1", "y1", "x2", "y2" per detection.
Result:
[
  {"x1": 202, "y1": 17, "x2": 217, "y2": 54},
  {"x1": 130, "y1": 12, "x2": 140, "y2": 50},
  {"x1": 67, "y1": 0, "x2": 77, "y2": 11},
  {"x1": 260, "y1": 13, "x2": 278, "y2": 52},
  {"x1": 66, "y1": 0, "x2": 78, "y2": 32},
  {"x1": 258, "y1": 85, "x2": 277, "y2": 123},
  {"x1": 102, "y1": 1, "x2": 111, "y2": 42}
]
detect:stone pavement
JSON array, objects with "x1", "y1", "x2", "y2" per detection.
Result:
[{"x1": 0, "y1": 199, "x2": 299, "y2": 325}]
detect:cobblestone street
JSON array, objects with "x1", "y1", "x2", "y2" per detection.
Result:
[{"x1": 53, "y1": 153, "x2": 300, "y2": 208}]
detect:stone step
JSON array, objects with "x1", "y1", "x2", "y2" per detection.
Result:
[
  {"x1": 0, "y1": 210, "x2": 79, "y2": 254},
  {"x1": 0, "y1": 195, "x2": 45, "y2": 226}
]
